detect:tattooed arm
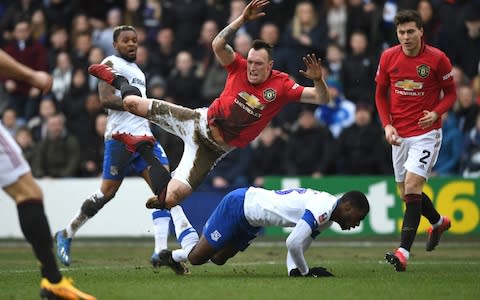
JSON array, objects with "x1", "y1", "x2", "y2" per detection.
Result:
[
  {"x1": 212, "y1": 0, "x2": 269, "y2": 66},
  {"x1": 98, "y1": 81, "x2": 125, "y2": 111}
]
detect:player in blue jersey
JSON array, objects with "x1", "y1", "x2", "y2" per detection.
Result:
[{"x1": 156, "y1": 187, "x2": 369, "y2": 277}]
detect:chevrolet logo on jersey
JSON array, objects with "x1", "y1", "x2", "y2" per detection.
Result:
[
  {"x1": 238, "y1": 91, "x2": 265, "y2": 110},
  {"x1": 394, "y1": 79, "x2": 423, "y2": 91}
]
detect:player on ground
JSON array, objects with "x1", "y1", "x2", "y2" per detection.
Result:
[
  {"x1": 155, "y1": 187, "x2": 369, "y2": 277},
  {"x1": 0, "y1": 49, "x2": 96, "y2": 299},
  {"x1": 88, "y1": 0, "x2": 329, "y2": 210},
  {"x1": 54, "y1": 26, "x2": 182, "y2": 272},
  {"x1": 375, "y1": 10, "x2": 456, "y2": 272}
]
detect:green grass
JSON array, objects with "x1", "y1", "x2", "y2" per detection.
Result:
[{"x1": 1, "y1": 239, "x2": 479, "y2": 300}]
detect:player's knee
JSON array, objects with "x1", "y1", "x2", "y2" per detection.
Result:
[
  {"x1": 187, "y1": 253, "x2": 210, "y2": 266},
  {"x1": 210, "y1": 256, "x2": 228, "y2": 265}
]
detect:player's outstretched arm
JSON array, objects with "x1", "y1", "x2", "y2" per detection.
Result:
[
  {"x1": 0, "y1": 49, "x2": 52, "y2": 95},
  {"x1": 98, "y1": 81, "x2": 126, "y2": 111},
  {"x1": 299, "y1": 54, "x2": 329, "y2": 105},
  {"x1": 212, "y1": 0, "x2": 269, "y2": 66}
]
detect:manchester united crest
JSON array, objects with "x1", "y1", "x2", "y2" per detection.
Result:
[
  {"x1": 416, "y1": 64, "x2": 430, "y2": 78},
  {"x1": 263, "y1": 88, "x2": 276, "y2": 102}
]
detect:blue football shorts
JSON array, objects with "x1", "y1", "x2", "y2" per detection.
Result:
[
  {"x1": 102, "y1": 139, "x2": 168, "y2": 180},
  {"x1": 203, "y1": 188, "x2": 261, "y2": 251}
]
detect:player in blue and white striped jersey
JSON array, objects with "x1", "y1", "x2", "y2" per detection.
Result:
[{"x1": 159, "y1": 187, "x2": 369, "y2": 277}]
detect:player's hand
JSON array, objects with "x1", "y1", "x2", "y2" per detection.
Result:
[
  {"x1": 299, "y1": 54, "x2": 323, "y2": 82},
  {"x1": 384, "y1": 124, "x2": 402, "y2": 146},
  {"x1": 241, "y1": 0, "x2": 269, "y2": 22},
  {"x1": 418, "y1": 110, "x2": 438, "y2": 129},
  {"x1": 30, "y1": 71, "x2": 53, "y2": 95}
]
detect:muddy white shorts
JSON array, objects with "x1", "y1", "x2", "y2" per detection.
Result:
[
  {"x1": 392, "y1": 129, "x2": 442, "y2": 182},
  {"x1": 147, "y1": 100, "x2": 232, "y2": 189},
  {"x1": 0, "y1": 125, "x2": 30, "y2": 188}
]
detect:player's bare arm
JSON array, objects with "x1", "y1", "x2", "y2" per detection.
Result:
[
  {"x1": 0, "y1": 49, "x2": 52, "y2": 95},
  {"x1": 299, "y1": 54, "x2": 329, "y2": 105},
  {"x1": 98, "y1": 81, "x2": 125, "y2": 111},
  {"x1": 212, "y1": 0, "x2": 269, "y2": 66}
]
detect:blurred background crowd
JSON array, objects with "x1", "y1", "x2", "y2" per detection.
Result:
[{"x1": 0, "y1": 0, "x2": 479, "y2": 191}]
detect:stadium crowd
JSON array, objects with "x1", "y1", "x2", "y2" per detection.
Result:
[{"x1": 1, "y1": 0, "x2": 479, "y2": 190}]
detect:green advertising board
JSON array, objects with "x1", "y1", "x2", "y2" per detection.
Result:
[{"x1": 263, "y1": 176, "x2": 480, "y2": 237}]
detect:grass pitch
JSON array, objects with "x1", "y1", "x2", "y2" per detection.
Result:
[{"x1": 0, "y1": 238, "x2": 479, "y2": 300}]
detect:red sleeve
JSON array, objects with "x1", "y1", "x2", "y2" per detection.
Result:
[
  {"x1": 433, "y1": 54, "x2": 456, "y2": 116},
  {"x1": 225, "y1": 52, "x2": 244, "y2": 73},
  {"x1": 284, "y1": 79, "x2": 304, "y2": 102},
  {"x1": 375, "y1": 83, "x2": 391, "y2": 128}
]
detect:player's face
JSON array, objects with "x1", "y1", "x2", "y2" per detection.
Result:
[
  {"x1": 246, "y1": 48, "x2": 273, "y2": 85},
  {"x1": 338, "y1": 207, "x2": 367, "y2": 230},
  {"x1": 114, "y1": 30, "x2": 138, "y2": 62},
  {"x1": 396, "y1": 21, "x2": 423, "y2": 56}
]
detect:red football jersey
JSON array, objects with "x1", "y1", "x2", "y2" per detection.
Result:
[
  {"x1": 375, "y1": 44, "x2": 455, "y2": 137},
  {"x1": 207, "y1": 53, "x2": 304, "y2": 147}
]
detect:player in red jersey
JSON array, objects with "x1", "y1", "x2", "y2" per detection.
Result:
[
  {"x1": 88, "y1": 0, "x2": 329, "y2": 209},
  {"x1": 375, "y1": 10, "x2": 456, "y2": 272}
]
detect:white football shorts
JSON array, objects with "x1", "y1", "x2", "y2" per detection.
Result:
[
  {"x1": 392, "y1": 129, "x2": 442, "y2": 182},
  {"x1": 0, "y1": 124, "x2": 30, "y2": 188}
]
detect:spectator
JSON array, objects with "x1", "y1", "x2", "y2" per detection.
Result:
[
  {"x1": 416, "y1": 0, "x2": 441, "y2": 46},
  {"x1": 31, "y1": 113, "x2": 81, "y2": 178},
  {"x1": 30, "y1": 9, "x2": 48, "y2": 46},
  {"x1": 92, "y1": 7, "x2": 123, "y2": 57},
  {"x1": 314, "y1": 78, "x2": 356, "y2": 138},
  {"x1": 43, "y1": 0, "x2": 74, "y2": 29},
  {"x1": 2, "y1": 19, "x2": 48, "y2": 120},
  {"x1": 166, "y1": 51, "x2": 203, "y2": 108},
  {"x1": 233, "y1": 32, "x2": 253, "y2": 58},
  {"x1": 282, "y1": 1, "x2": 328, "y2": 86},
  {"x1": 451, "y1": 6, "x2": 480, "y2": 79},
  {"x1": 190, "y1": 19, "x2": 218, "y2": 79},
  {"x1": 148, "y1": 27, "x2": 178, "y2": 78},
  {"x1": 1, "y1": 107, "x2": 25, "y2": 136},
  {"x1": 124, "y1": 0, "x2": 144, "y2": 28},
  {"x1": 432, "y1": 112, "x2": 463, "y2": 176},
  {"x1": 14, "y1": 125, "x2": 35, "y2": 165},
  {"x1": 200, "y1": 59, "x2": 227, "y2": 104},
  {"x1": 61, "y1": 68, "x2": 91, "y2": 145},
  {"x1": 324, "y1": 42, "x2": 344, "y2": 84},
  {"x1": 258, "y1": 22, "x2": 289, "y2": 72},
  {"x1": 0, "y1": 0, "x2": 40, "y2": 42},
  {"x1": 249, "y1": 125, "x2": 287, "y2": 187},
  {"x1": 285, "y1": 109, "x2": 335, "y2": 177},
  {"x1": 142, "y1": 0, "x2": 173, "y2": 41},
  {"x1": 27, "y1": 95, "x2": 57, "y2": 142},
  {"x1": 341, "y1": 30, "x2": 377, "y2": 106},
  {"x1": 47, "y1": 26, "x2": 69, "y2": 72},
  {"x1": 325, "y1": 0, "x2": 348, "y2": 48},
  {"x1": 454, "y1": 84, "x2": 479, "y2": 134},
  {"x1": 461, "y1": 112, "x2": 480, "y2": 178},
  {"x1": 346, "y1": 0, "x2": 380, "y2": 51},
  {"x1": 51, "y1": 51, "x2": 73, "y2": 102},
  {"x1": 79, "y1": 112, "x2": 107, "y2": 177},
  {"x1": 86, "y1": 46, "x2": 105, "y2": 92},
  {"x1": 169, "y1": 0, "x2": 207, "y2": 50},
  {"x1": 70, "y1": 32, "x2": 92, "y2": 69},
  {"x1": 336, "y1": 102, "x2": 391, "y2": 175}
]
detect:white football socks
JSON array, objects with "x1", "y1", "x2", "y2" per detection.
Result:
[{"x1": 152, "y1": 209, "x2": 171, "y2": 253}]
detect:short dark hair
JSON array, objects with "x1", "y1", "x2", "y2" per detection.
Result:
[
  {"x1": 251, "y1": 39, "x2": 273, "y2": 60},
  {"x1": 113, "y1": 25, "x2": 136, "y2": 42},
  {"x1": 394, "y1": 10, "x2": 423, "y2": 29},
  {"x1": 340, "y1": 191, "x2": 370, "y2": 213}
]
